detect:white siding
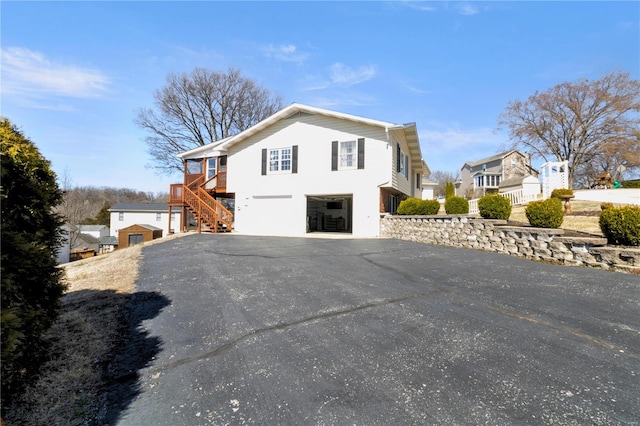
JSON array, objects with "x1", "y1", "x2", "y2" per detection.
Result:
[
  {"x1": 227, "y1": 114, "x2": 393, "y2": 237},
  {"x1": 109, "y1": 211, "x2": 182, "y2": 237}
]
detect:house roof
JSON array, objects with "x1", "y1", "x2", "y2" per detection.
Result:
[
  {"x1": 119, "y1": 224, "x2": 163, "y2": 231},
  {"x1": 178, "y1": 103, "x2": 425, "y2": 169},
  {"x1": 77, "y1": 233, "x2": 99, "y2": 244},
  {"x1": 462, "y1": 149, "x2": 522, "y2": 169},
  {"x1": 109, "y1": 203, "x2": 169, "y2": 213},
  {"x1": 99, "y1": 236, "x2": 119, "y2": 245},
  {"x1": 499, "y1": 175, "x2": 540, "y2": 188},
  {"x1": 77, "y1": 225, "x2": 108, "y2": 232}
]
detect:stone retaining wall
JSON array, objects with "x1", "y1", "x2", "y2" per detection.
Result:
[{"x1": 380, "y1": 215, "x2": 639, "y2": 274}]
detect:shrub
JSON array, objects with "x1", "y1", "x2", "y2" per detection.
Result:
[
  {"x1": 397, "y1": 198, "x2": 441, "y2": 215},
  {"x1": 525, "y1": 198, "x2": 564, "y2": 228},
  {"x1": 396, "y1": 198, "x2": 418, "y2": 215},
  {"x1": 444, "y1": 196, "x2": 469, "y2": 214},
  {"x1": 478, "y1": 194, "x2": 512, "y2": 220},
  {"x1": 1, "y1": 118, "x2": 67, "y2": 403},
  {"x1": 599, "y1": 206, "x2": 640, "y2": 246},
  {"x1": 600, "y1": 202, "x2": 614, "y2": 211},
  {"x1": 551, "y1": 188, "x2": 574, "y2": 198},
  {"x1": 419, "y1": 199, "x2": 442, "y2": 215},
  {"x1": 622, "y1": 180, "x2": 640, "y2": 189}
]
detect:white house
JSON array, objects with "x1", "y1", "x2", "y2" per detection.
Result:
[
  {"x1": 456, "y1": 150, "x2": 539, "y2": 198},
  {"x1": 108, "y1": 203, "x2": 182, "y2": 238},
  {"x1": 170, "y1": 103, "x2": 426, "y2": 237}
]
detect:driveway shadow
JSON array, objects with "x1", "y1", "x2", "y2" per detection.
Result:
[{"x1": 99, "y1": 290, "x2": 171, "y2": 425}]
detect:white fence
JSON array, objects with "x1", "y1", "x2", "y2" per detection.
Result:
[{"x1": 468, "y1": 189, "x2": 541, "y2": 215}]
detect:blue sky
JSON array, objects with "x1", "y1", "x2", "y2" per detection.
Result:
[{"x1": 2, "y1": 1, "x2": 638, "y2": 193}]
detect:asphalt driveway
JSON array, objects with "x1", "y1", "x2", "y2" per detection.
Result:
[{"x1": 112, "y1": 234, "x2": 639, "y2": 425}]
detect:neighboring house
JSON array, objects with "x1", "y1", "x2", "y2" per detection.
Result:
[
  {"x1": 77, "y1": 224, "x2": 110, "y2": 240},
  {"x1": 421, "y1": 177, "x2": 438, "y2": 200},
  {"x1": 57, "y1": 223, "x2": 100, "y2": 264},
  {"x1": 456, "y1": 150, "x2": 539, "y2": 198},
  {"x1": 98, "y1": 236, "x2": 118, "y2": 254},
  {"x1": 169, "y1": 103, "x2": 426, "y2": 237},
  {"x1": 108, "y1": 203, "x2": 182, "y2": 237},
  {"x1": 57, "y1": 223, "x2": 73, "y2": 264}
]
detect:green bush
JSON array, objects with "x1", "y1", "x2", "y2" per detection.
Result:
[
  {"x1": 478, "y1": 194, "x2": 512, "y2": 220},
  {"x1": 550, "y1": 188, "x2": 574, "y2": 198},
  {"x1": 444, "y1": 196, "x2": 469, "y2": 214},
  {"x1": 599, "y1": 206, "x2": 640, "y2": 246},
  {"x1": 397, "y1": 198, "x2": 441, "y2": 215},
  {"x1": 525, "y1": 198, "x2": 564, "y2": 228},
  {"x1": 396, "y1": 198, "x2": 418, "y2": 215},
  {"x1": 1, "y1": 118, "x2": 67, "y2": 404},
  {"x1": 622, "y1": 180, "x2": 640, "y2": 189},
  {"x1": 419, "y1": 199, "x2": 442, "y2": 215}
]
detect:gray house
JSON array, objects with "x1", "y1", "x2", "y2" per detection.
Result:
[{"x1": 456, "y1": 150, "x2": 539, "y2": 198}]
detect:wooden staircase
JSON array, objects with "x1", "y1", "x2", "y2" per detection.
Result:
[{"x1": 175, "y1": 177, "x2": 233, "y2": 233}]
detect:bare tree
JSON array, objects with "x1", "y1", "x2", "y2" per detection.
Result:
[
  {"x1": 136, "y1": 67, "x2": 284, "y2": 175},
  {"x1": 498, "y1": 71, "x2": 640, "y2": 187},
  {"x1": 428, "y1": 170, "x2": 459, "y2": 198}
]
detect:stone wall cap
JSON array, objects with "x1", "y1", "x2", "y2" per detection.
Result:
[
  {"x1": 496, "y1": 226, "x2": 565, "y2": 235},
  {"x1": 554, "y1": 236, "x2": 608, "y2": 246},
  {"x1": 589, "y1": 246, "x2": 640, "y2": 254}
]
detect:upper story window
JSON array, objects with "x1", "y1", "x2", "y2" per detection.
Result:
[
  {"x1": 340, "y1": 141, "x2": 356, "y2": 169},
  {"x1": 269, "y1": 147, "x2": 291, "y2": 173},
  {"x1": 186, "y1": 159, "x2": 203, "y2": 174},
  {"x1": 332, "y1": 139, "x2": 364, "y2": 171},
  {"x1": 156, "y1": 212, "x2": 162, "y2": 221},
  {"x1": 207, "y1": 158, "x2": 217, "y2": 179},
  {"x1": 398, "y1": 147, "x2": 409, "y2": 179},
  {"x1": 262, "y1": 146, "x2": 297, "y2": 175},
  {"x1": 118, "y1": 212, "x2": 124, "y2": 221}
]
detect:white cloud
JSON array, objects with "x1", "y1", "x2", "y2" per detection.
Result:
[
  {"x1": 299, "y1": 63, "x2": 377, "y2": 92},
  {"x1": 401, "y1": 1, "x2": 437, "y2": 12},
  {"x1": 330, "y1": 63, "x2": 376, "y2": 86},
  {"x1": 1, "y1": 47, "x2": 110, "y2": 99},
  {"x1": 264, "y1": 44, "x2": 309, "y2": 64},
  {"x1": 419, "y1": 124, "x2": 507, "y2": 172},
  {"x1": 457, "y1": 3, "x2": 481, "y2": 16}
]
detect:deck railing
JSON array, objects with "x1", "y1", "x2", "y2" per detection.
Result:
[
  {"x1": 181, "y1": 184, "x2": 233, "y2": 232},
  {"x1": 468, "y1": 189, "x2": 540, "y2": 215},
  {"x1": 169, "y1": 184, "x2": 183, "y2": 205}
]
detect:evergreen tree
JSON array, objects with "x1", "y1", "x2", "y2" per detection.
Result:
[
  {"x1": 1, "y1": 118, "x2": 67, "y2": 404},
  {"x1": 445, "y1": 181, "x2": 455, "y2": 199}
]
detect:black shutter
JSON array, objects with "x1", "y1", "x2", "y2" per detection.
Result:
[
  {"x1": 292, "y1": 145, "x2": 298, "y2": 174},
  {"x1": 261, "y1": 149, "x2": 267, "y2": 175},
  {"x1": 396, "y1": 143, "x2": 401, "y2": 171},
  {"x1": 357, "y1": 138, "x2": 365, "y2": 169},
  {"x1": 331, "y1": 141, "x2": 338, "y2": 171}
]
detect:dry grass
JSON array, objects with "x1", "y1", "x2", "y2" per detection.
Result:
[
  {"x1": 2, "y1": 233, "x2": 189, "y2": 426},
  {"x1": 510, "y1": 200, "x2": 604, "y2": 235}
]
